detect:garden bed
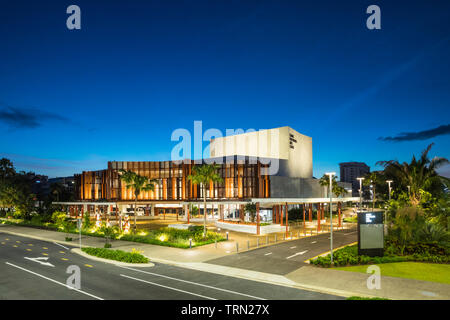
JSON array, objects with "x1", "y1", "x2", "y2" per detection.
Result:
[
  {"x1": 81, "y1": 247, "x2": 149, "y2": 263},
  {"x1": 215, "y1": 220, "x2": 281, "y2": 234},
  {"x1": 1, "y1": 217, "x2": 225, "y2": 249},
  {"x1": 310, "y1": 244, "x2": 449, "y2": 267}
]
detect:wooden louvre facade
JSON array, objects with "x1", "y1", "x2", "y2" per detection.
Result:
[{"x1": 75, "y1": 159, "x2": 271, "y2": 202}]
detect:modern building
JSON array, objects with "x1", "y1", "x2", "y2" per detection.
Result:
[
  {"x1": 339, "y1": 162, "x2": 370, "y2": 196},
  {"x1": 56, "y1": 126, "x2": 356, "y2": 234}
]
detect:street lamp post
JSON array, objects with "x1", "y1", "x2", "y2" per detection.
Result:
[
  {"x1": 386, "y1": 180, "x2": 393, "y2": 201},
  {"x1": 325, "y1": 172, "x2": 335, "y2": 264},
  {"x1": 357, "y1": 177, "x2": 365, "y2": 212}
]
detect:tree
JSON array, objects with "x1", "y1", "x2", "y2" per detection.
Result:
[
  {"x1": 187, "y1": 164, "x2": 223, "y2": 238},
  {"x1": 377, "y1": 143, "x2": 449, "y2": 206},
  {"x1": 0, "y1": 171, "x2": 36, "y2": 219},
  {"x1": 119, "y1": 169, "x2": 157, "y2": 233},
  {"x1": 363, "y1": 171, "x2": 383, "y2": 211},
  {"x1": 244, "y1": 203, "x2": 257, "y2": 222},
  {"x1": 319, "y1": 174, "x2": 347, "y2": 227}
]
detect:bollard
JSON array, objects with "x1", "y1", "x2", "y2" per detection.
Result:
[
  {"x1": 275, "y1": 234, "x2": 277, "y2": 243},
  {"x1": 247, "y1": 240, "x2": 250, "y2": 250},
  {"x1": 290, "y1": 231, "x2": 292, "y2": 239},
  {"x1": 257, "y1": 237, "x2": 259, "y2": 248},
  {"x1": 215, "y1": 239, "x2": 217, "y2": 249},
  {"x1": 283, "y1": 233, "x2": 286, "y2": 241},
  {"x1": 226, "y1": 232, "x2": 229, "y2": 241},
  {"x1": 189, "y1": 238, "x2": 192, "y2": 249},
  {"x1": 297, "y1": 230, "x2": 300, "y2": 238},
  {"x1": 236, "y1": 242, "x2": 239, "y2": 252},
  {"x1": 266, "y1": 235, "x2": 268, "y2": 245}
]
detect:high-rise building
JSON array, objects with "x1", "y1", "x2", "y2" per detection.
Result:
[{"x1": 339, "y1": 162, "x2": 370, "y2": 196}]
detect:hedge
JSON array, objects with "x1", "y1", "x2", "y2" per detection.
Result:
[
  {"x1": 81, "y1": 247, "x2": 149, "y2": 263},
  {"x1": 310, "y1": 244, "x2": 449, "y2": 267}
]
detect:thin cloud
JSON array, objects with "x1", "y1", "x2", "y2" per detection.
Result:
[
  {"x1": 0, "y1": 105, "x2": 69, "y2": 128},
  {"x1": 379, "y1": 124, "x2": 450, "y2": 142}
]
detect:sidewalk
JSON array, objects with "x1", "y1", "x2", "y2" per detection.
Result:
[{"x1": 1, "y1": 223, "x2": 449, "y2": 300}]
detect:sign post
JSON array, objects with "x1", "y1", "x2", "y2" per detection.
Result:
[{"x1": 357, "y1": 211, "x2": 384, "y2": 256}]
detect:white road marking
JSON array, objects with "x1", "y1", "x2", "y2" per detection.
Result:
[
  {"x1": 290, "y1": 246, "x2": 296, "y2": 249},
  {"x1": 119, "y1": 266, "x2": 266, "y2": 300},
  {"x1": 5, "y1": 262, "x2": 103, "y2": 300},
  {"x1": 286, "y1": 250, "x2": 308, "y2": 259},
  {"x1": 344, "y1": 231, "x2": 357, "y2": 235},
  {"x1": 311, "y1": 241, "x2": 317, "y2": 244},
  {"x1": 24, "y1": 257, "x2": 55, "y2": 267},
  {"x1": 264, "y1": 252, "x2": 272, "y2": 256},
  {"x1": 53, "y1": 242, "x2": 70, "y2": 250},
  {"x1": 120, "y1": 274, "x2": 216, "y2": 300}
]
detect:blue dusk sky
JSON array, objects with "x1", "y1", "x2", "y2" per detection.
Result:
[{"x1": 0, "y1": 0, "x2": 449, "y2": 178}]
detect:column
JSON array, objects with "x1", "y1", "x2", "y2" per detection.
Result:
[
  {"x1": 303, "y1": 203, "x2": 306, "y2": 227},
  {"x1": 285, "y1": 203, "x2": 288, "y2": 237},
  {"x1": 280, "y1": 205, "x2": 284, "y2": 226},
  {"x1": 187, "y1": 205, "x2": 190, "y2": 224},
  {"x1": 317, "y1": 203, "x2": 321, "y2": 232},
  {"x1": 256, "y1": 202, "x2": 260, "y2": 235},
  {"x1": 309, "y1": 203, "x2": 312, "y2": 222}
]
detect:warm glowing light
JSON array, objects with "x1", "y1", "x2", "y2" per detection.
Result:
[
  {"x1": 139, "y1": 231, "x2": 148, "y2": 236},
  {"x1": 158, "y1": 234, "x2": 168, "y2": 242}
]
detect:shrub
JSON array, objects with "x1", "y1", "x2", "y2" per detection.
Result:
[
  {"x1": 81, "y1": 247, "x2": 149, "y2": 263},
  {"x1": 82, "y1": 214, "x2": 92, "y2": 230},
  {"x1": 30, "y1": 215, "x2": 43, "y2": 225},
  {"x1": 51, "y1": 211, "x2": 67, "y2": 225},
  {"x1": 310, "y1": 244, "x2": 449, "y2": 267}
]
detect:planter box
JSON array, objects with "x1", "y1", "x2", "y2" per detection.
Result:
[
  {"x1": 215, "y1": 221, "x2": 287, "y2": 235},
  {"x1": 168, "y1": 224, "x2": 193, "y2": 230}
]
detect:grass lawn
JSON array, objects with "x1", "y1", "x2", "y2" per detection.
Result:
[{"x1": 335, "y1": 262, "x2": 450, "y2": 285}]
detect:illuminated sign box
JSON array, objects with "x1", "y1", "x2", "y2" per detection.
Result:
[{"x1": 357, "y1": 211, "x2": 384, "y2": 257}]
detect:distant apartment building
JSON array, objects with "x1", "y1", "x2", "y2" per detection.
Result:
[
  {"x1": 48, "y1": 176, "x2": 75, "y2": 192},
  {"x1": 339, "y1": 162, "x2": 370, "y2": 196}
]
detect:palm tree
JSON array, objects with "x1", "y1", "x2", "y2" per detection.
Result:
[
  {"x1": 319, "y1": 174, "x2": 347, "y2": 227},
  {"x1": 363, "y1": 171, "x2": 381, "y2": 211},
  {"x1": 187, "y1": 164, "x2": 223, "y2": 238},
  {"x1": 377, "y1": 143, "x2": 449, "y2": 206},
  {"x1": 119, "y1": 169, "x2": 157, "y2": 233},
  {"x1": 244, "y1": 202, "x2": 257, "y2": 222}
]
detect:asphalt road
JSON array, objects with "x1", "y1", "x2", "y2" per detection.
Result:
[
  {"x1": 207, "y1": 228, "x2": 358, "y2": 275},
  {"x1": 0, "y1": 232, "x2": 342, "y2": 300}
]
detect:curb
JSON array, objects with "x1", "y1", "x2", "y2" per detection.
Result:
[
  {"x1": 71, "y1": 248, "x2": 155, "y2": 268},
  {"x1": 145, "y1": 257, "x2": 378, "y2": 299},
  {"x1": 305, "y1": 242, "x2": 358, "y2": 263}
]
